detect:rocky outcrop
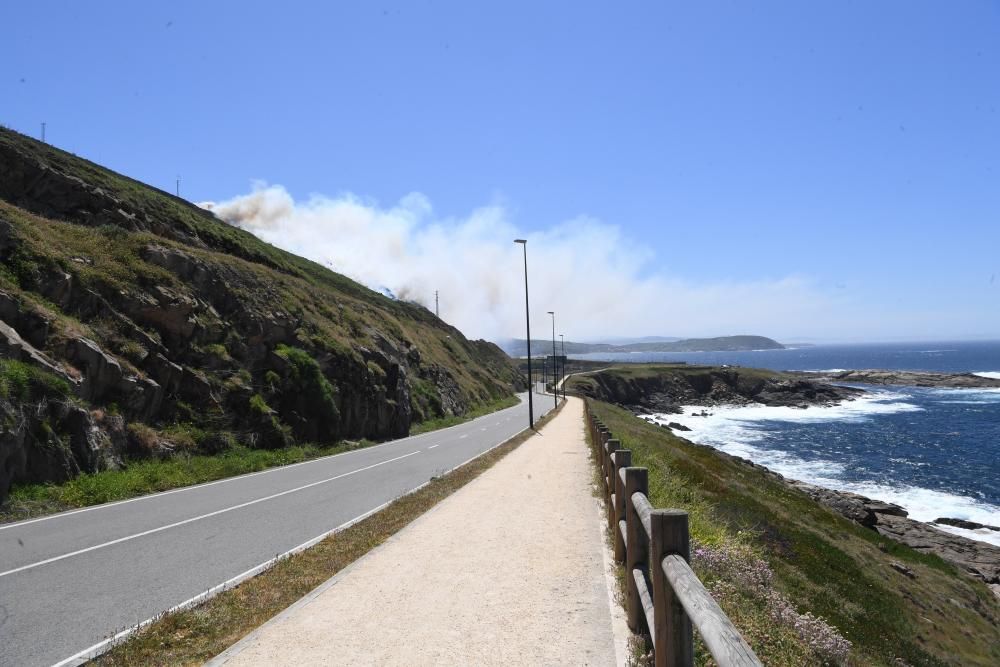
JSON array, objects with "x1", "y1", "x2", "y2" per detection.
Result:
[
  {"x1": 802, "y1": 369, "x2": 1000, "y2": 389},
  {"x1": 0, "y1": 398, "x2": 119, "y2": 501},
  {"x1": 936, "y1": 517, "x2": 1000, "y2": 532},
  {"x1": 783, "y1": 481, "x2": 1000, "y2": 587},
  {"x1": 0, "y1": 319, "x2": 72, "y2": 383},
  {"x1": 0, "y1": 127, "x2": 525, "y2": 505},
  {"x1": 671, "y1": 439, "x2": 1000, "y2": 592},
  {"x1": 575, "y1": 367, "x2": 863, "y2": 415},
  {"x1": 875, "y1": 513, "x2": 999, "y2": 587}
]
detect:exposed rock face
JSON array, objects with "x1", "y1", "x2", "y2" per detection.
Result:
[
  {"x1": 936, "y1": 517, "x2": 1000, "y2": 532},
  {"x1": 802, "y1": 369, "x2": 1000, "y2": 389},
  {"x1": 780, "y1": 482, "x2": 1000, "y2": 587},
  {"x1": 576, "y1": 367, "x2": 863, "y2": 415},
  {"x1": 0, "y1": 128, "x2": 524, "y2": 504},
  {"x1": 872, "y1": 513, "x2": 1000, "y2": 586},
  {"x1": 0, "y1": 319, "x2": 71, "y2": 382},
  {"x1": 0, "y1": 398, "x2": 119, "y2": 501},
  {"x1": 786, "y1": 480, "x2": 907, "y2": 527}
]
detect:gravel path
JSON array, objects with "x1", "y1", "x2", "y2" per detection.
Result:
[{"x1": 210, "y1": 397, "x2": 623, "y2": 666}]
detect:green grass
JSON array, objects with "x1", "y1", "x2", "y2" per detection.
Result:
[
  {"x1": 409, "y1": 394, "x2": 520, "y2": 435},
  {"x1": 1, "y1": 444, "x2": 360, "y2": 521},
  {"x1": 589, "y1": 399, "x2": 1000, "y2": 666},
  {"x1": 1, "y1": 395, "x2": 523, "y2": 524},
  {"x1": 0, "y1": 359, "x2": 73, "y2": 402},
  {"x1": 91, "y1": 400, "x2": 565, "y2": 666}
]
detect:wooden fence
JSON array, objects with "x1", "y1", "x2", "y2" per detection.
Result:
[{"x1": 586, "y1": 404, "x2": 762, "y2": 667}]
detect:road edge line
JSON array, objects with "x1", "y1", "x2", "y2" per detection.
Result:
[{"x1": 52, "y1": 399, "x2": 560, "y2": 667}]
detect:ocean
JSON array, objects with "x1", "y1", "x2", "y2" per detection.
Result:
[{"x1": 574, "y1": 341, "x2": 1000, "y2": 546}]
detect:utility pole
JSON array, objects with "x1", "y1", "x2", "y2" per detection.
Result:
[
  {"x1": 560, "y1": 334, "x2": 566, "y2": 400},
  {"x1": 548, "y1": 311, "x2": 557, "y2": 409},
  {"x1": 435, "y1": 290, "x2": 439, "y2": 318},
  {"x1": 41, "y1": 122, "x2": 46, "y2": 143},
  {"x1": 176, "y1": 175, "x2": 180, "y2": 198},
  {"x1": 514, "y1": 239, "x2": 533, "y2": 428}
]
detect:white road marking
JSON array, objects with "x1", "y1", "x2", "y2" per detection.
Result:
[
  {"x1": 0, "y1": 451, "x2": 421, "y2": 579},
  {"x1": 427, "y1": 445, "x2": 439, "y2": 449},
  {"x1": 459, "y1": 434, "x2": 468, "y2": 439},
  {"x1": 49, "y1": 418, "x2": 538, "y2": 667},
  {"x1": 0, "y1": 395, "x2": 529, "y2": 533}
]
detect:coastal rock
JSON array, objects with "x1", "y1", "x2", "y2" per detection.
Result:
[
  {"x1": 671, "y1": 438, "x2": 1000, "y2": 591},
  {"x1": 804, "y1": 369, "x2": 1000, "y2": 389},
  {"x1": 786, "y1": 480, "x2": 999, "y2": 586},
  {"x1": 935, "y1": 518, "x2": 1000, "y2": 532},
  {"x1": 873, "y1": 513, "x2": 1000, "y2": 585},
  {"x1": 576, "y1": 366, "x2": 864, "y2": 415}
]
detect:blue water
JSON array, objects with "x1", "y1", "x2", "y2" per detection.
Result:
[
  {"x1": 612, "y1": 342, "x2": 1000, "y2": 544},
  {"x1": 572, "y1": 339, "x2": 1000, "y2": 374}
]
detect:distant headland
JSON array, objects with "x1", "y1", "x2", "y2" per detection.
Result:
[{"x1": 502, "y1": 334, "x2": 783, "y2": 357}]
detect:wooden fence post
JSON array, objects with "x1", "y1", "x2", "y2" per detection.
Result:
[
  {"x1": 605, "y1": 439, "x2": 620, "y2": 498},
  {"x1": 650, "y1": 510, "x2": 693, "y2": 667},
  {"x1": 612, "y1": 449, "x2": 631, "y2": 560},
  {"x1": 623, "y1": 467, "x2": 648, "y2": 633}
]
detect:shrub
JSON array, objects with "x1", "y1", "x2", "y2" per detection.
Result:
[
  {"x1": 249, "y1": 393, "x2": 272, "y2": 416},
  {"x1": 693, "y1": 540, "x2": 852, "y2": 665},
  {"x1": 274, "y1": 345, "x2": 340, "y2": 427},
  {"x1": 367, "y1": 360, "x2": 386, "y2": 380},
  {"x1": 118, "y1": 340, "x2": 147, "y2": 365},
  {"x1": 0, "y1": 359, "x2": 72, "y2": 402},
  {"x1": 126, "y1": 422, "x2": 160, "y2": 456}
]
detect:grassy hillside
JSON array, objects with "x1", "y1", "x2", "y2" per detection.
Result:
[
  {"x1": 0, "y1": 127, "x2": 523, "y2": 505},
  {"x1": 589, "y1": 400, "x2": 1000, "y2": 665}
]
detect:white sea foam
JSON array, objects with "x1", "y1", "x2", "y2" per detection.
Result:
[
  {"x1": 801, "y1": 368, "x2": 848, "y2": 373},
  {"x1": 973, "y1": 371, "x2": 1000, "y2": 379},
  {"x1": 647, "y1": 393, "x2": 1000, "y2": 547}
]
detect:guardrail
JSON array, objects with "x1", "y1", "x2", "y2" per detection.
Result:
[{"x1": 586, "y1": 404, "x2": 762, "y2": 667}]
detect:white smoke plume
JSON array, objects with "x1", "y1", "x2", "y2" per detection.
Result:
[{"x1": 199, "y1": 184, "x2": 843, "y2": 343}]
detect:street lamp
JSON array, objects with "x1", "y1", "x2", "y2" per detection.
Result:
[
  {"x1": 514, "y1": 239, "x2": 533, "y2": 428},
  {"x1": 547, "y1": 311, "x2": 557, "y2": 409},
  {"x1": 560, "y1": 334, "x2": 565, "y2": 400}
]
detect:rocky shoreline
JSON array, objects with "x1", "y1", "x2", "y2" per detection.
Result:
[
  {"x1": 659, "y1": 426, "x2": 1000, "y2": 597},
  {"x1": 577, "y1": 366, "x2": 866, "y2": 415},
  {"x1": 796, "y1": 369, "x2": 1000, "y2": 389}
]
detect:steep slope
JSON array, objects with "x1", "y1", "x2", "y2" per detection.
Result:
[{"x1": 0, "y1": 128, "x2": 523, "y2": 502}]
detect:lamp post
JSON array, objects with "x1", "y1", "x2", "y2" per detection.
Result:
[
  {"x1": 547, "y1": 311, "x2": 557, "y2": 409},
  {"x1": 560, "y1": 334, "x2": 565, "y2": 400},
  {"x1": 514, "y1": 239, "x2": 533, "y2": 428}
]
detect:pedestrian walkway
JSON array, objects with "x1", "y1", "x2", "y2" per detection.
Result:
[{"x1": 209, "y1": 397, "x2": 624, "y2": 666}]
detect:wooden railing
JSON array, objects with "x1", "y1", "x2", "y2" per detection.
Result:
[{"x1": 586, "y1": 404, "x2": 762, "y2": 667}]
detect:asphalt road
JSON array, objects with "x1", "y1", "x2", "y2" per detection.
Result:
[{"x1": 0, "y1": 392, "x2": 550, "y2": 667}]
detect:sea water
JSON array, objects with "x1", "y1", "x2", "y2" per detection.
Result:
[{"x1": 576, "y1": 341, "x2": 1000, "y2": 545}]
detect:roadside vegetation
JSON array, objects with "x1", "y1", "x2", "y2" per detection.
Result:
[
  {"x1": 409, "y1": 394, "x2": 519, "y2": 434},
  {"x1": 92, "y1": 401, "x2": 562, "y2": 666},
  {"x1": 589, "y1": 400, "x2": 1000, "y2": 667},
  {"x1": 0, "y1": 395, "x2": 524, "y2": 524}
]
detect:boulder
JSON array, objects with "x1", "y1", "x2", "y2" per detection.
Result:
[
  {"x1": 145, "y1": 353, "x2": 184, "y2": 395},
  {"x1": 65, "y1": 336, "x2": 123, "y2": 403},
  {"x1": 0, "y1": 319, "x2": 73, "y2": 382},
  {"x1": 936, "y1": 518, "x2": 1000, "y2": 532}
]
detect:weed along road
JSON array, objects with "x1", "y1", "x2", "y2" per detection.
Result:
[{"x1": 0, "y1": 394, "x2": 548, "y2": 667}]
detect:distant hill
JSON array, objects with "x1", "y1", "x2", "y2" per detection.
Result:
[{"x1": 502, "y1": 335, "x2": 784, "y2": 357}]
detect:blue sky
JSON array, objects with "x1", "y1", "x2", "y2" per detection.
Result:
[{"x1": 2, "y1": 1, "x2": 999, "y2": 342}]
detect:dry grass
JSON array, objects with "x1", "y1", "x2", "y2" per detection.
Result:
[{"x1": 93, "y1": 401, "x2": 565, "y2": 666}]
